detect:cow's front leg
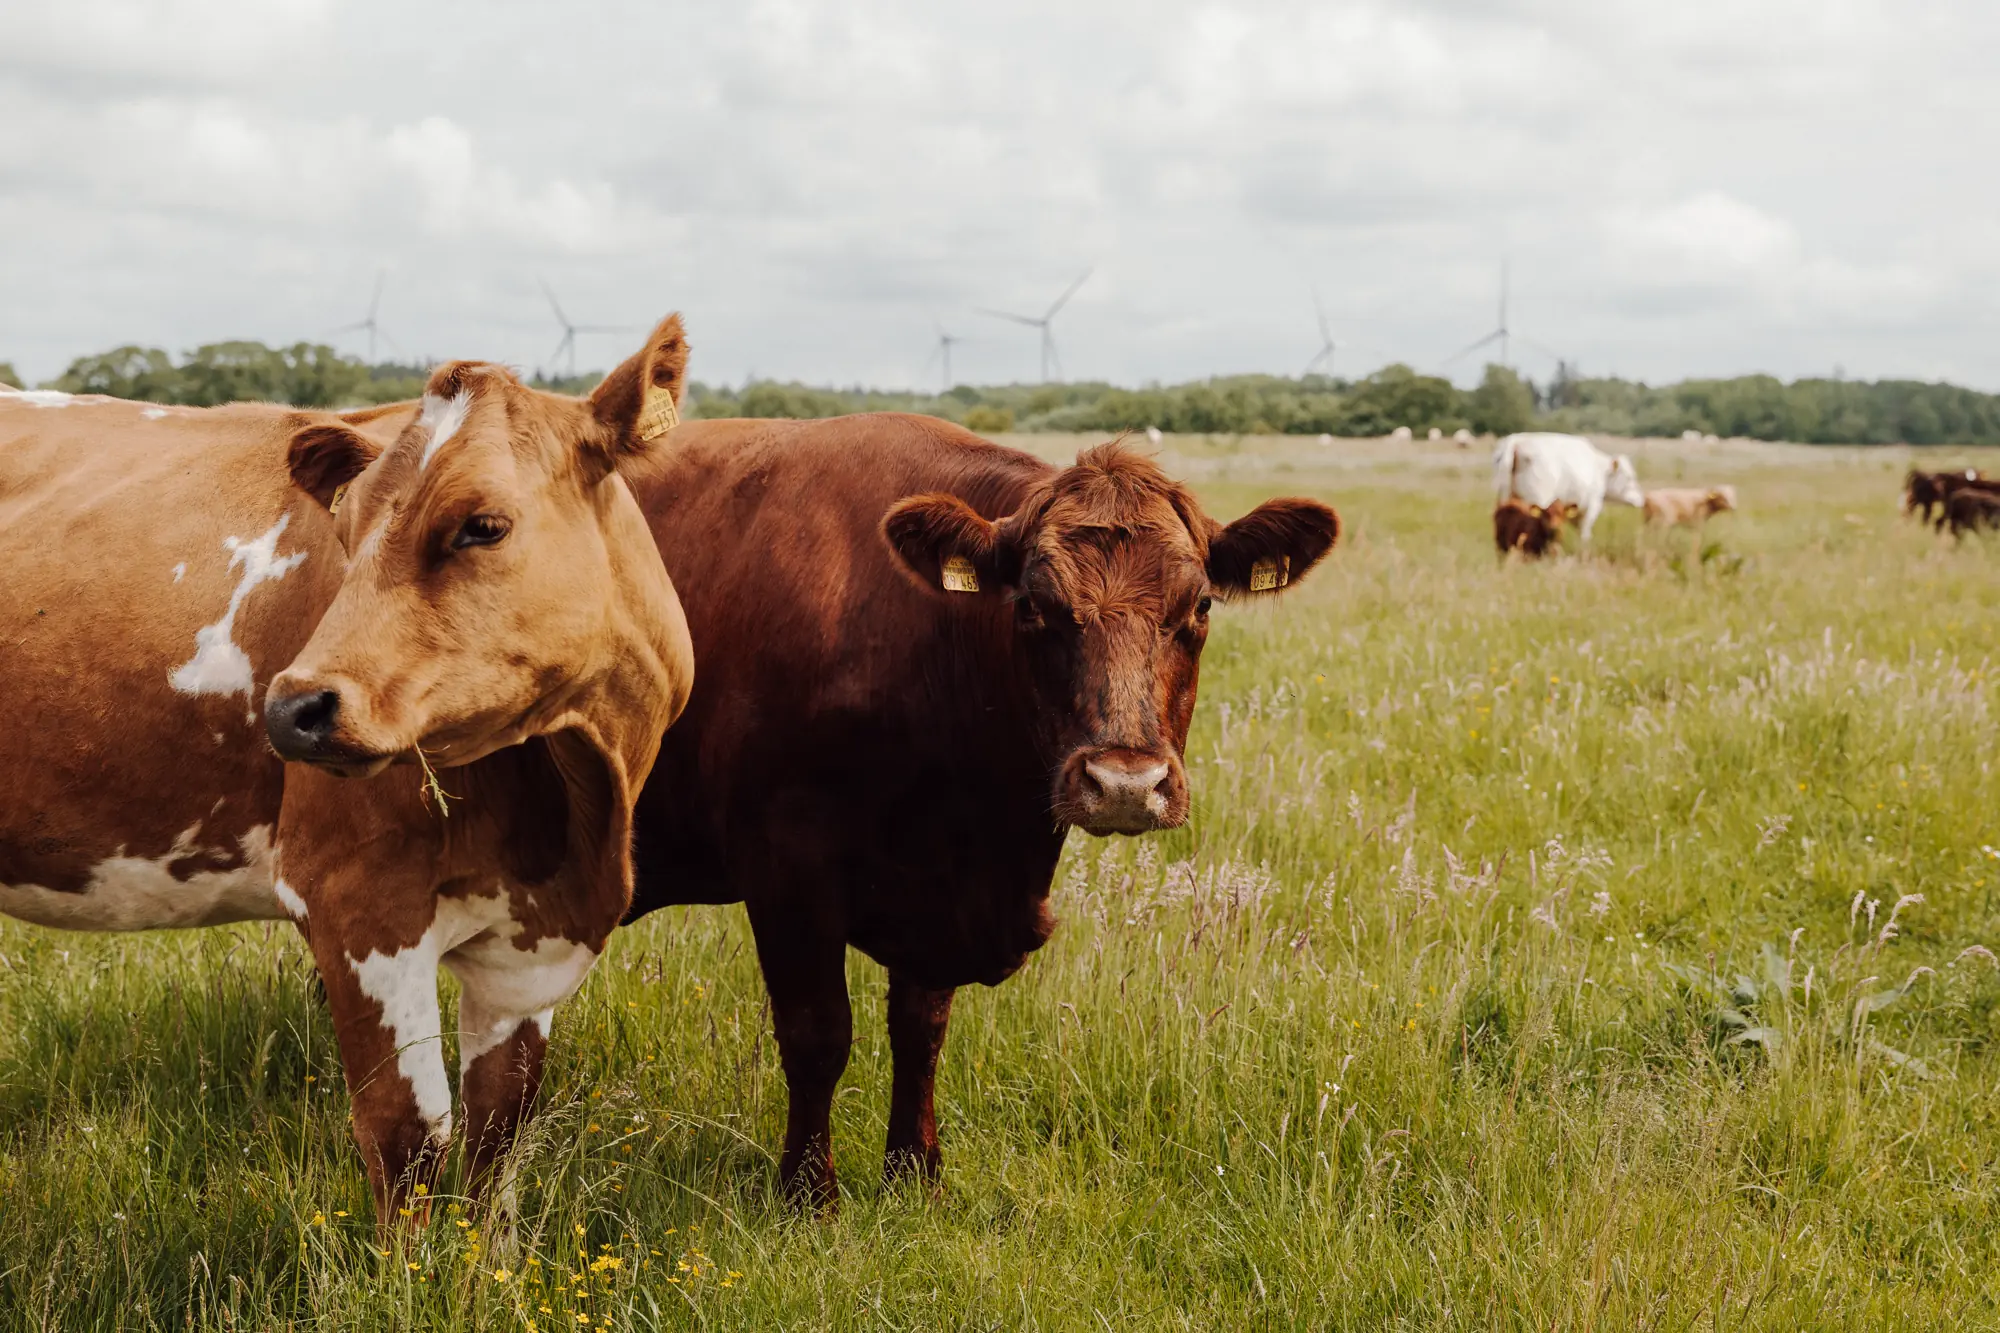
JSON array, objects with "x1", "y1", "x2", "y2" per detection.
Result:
[
  {"x1": 883, "y1": 972, "x2": 954, "y2": 1188},
  {"x1": 311, "y1": 929, "x2": 450, "y2": 1222},
  {"x1": 747, "y1": 900, "x2": 851, "y2": 1211},
  {"x1": 446, "y1": 934, "x2": 600, "y2": 1199},
  {"x1": 1580, "y1": 496, "x2": 1604, "y2": 542}
]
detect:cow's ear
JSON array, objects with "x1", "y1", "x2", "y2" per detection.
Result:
[
  {"x1": 881, "y1": 493, "x2": 1019, "y2": 597},
  {"x1": 287, "y1": 423, "x2": 381, "y2": 513},
  {"x1": 587, "y1": 313, "x2": 690, "y2": 473},
  {"x1": 1208, "y1": 497, "x2": 1340, "y2": 596}
]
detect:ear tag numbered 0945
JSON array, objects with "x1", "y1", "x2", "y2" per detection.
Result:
[
  {"x1": 941, "y1": 554, "x2": 981, "y2": 594},
  {"x1": 1249, "y1": 555, "x2": 1290, "y2": 592},
  {"x1": 636, "y1": 385, "x2": 681, "y2": 442}
]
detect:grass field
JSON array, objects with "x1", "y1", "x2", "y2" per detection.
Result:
[{"x1": 6, "y1": 434, "x2": 2000, "y2": 1330}]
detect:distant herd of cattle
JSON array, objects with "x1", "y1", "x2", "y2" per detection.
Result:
[
  {"x1": 3, "y1": 337, "x2": 1992, "y2": 1231},
  {"x1": 1905, "y1": 467, "x2": 2000, "y2": 535},
  {"x1": 1488, "y1": 430, "x2": 1737, "y2": 558},
  {"x1": 1492, "y1": 436, "x2": 2000, "y2": 559}
]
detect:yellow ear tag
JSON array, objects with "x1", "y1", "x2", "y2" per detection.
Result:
[
  {"x1": 941, "y1": 554, "x2": 980, "y2": 594},
  {"x1": 328, "y1": 483, "x2": 348, "y2": 517},
  {"x1": 636, "y1": 385, "x2": 681, "y2": 442},
  {"x1": 1249, "y1": 556, "x2": 1289, "y2": 592}
]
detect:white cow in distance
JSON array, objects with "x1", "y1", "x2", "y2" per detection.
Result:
[{"x1": 1492, "y1": 432, "x2": 1643, "y2": 542}]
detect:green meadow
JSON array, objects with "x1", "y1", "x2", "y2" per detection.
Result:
[{"x1": 5, "y1": 434, "x2": 2000, "y2": 1330}]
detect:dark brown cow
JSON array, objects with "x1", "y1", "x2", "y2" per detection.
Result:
[
  {"x1": 1904, "y1": 468, "x2": 1946, "y2": 523},
  {"x1": 623, "y1": 414, "x2": 1338, "y2": 1207},
  {"x1": 1906, "y1": 469, "x2": 1996, "y2": 529},
  {"x1": 0, "y1": 317, "x2": 695, "y2": 1223},
  {"x1": 1934, "y1": 473, "x2": 2000, "y2": 532},
  {"x1": 1494, "y1": 498, "x2": 1560, "y2": 558},
  {"x1": 1945, "y1": 487, "x2": 2000, "y2": 538}
]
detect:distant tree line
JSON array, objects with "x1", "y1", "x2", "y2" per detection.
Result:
[
  {"x1": 9, "y1": 339, "x2": 2000, "y2": 445},
  {"x1": 34, "y1": 342, "x2": 426, "y2": 408}
]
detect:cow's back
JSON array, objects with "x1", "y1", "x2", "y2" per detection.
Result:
[
  {"x1": 0, "y1": 392, "x2": 346, "y2": 927},
  {"x1": 623, "y1": 414, "x2": 1067, "y2": 983},
  {"x1": 1495, "y1": 432, "x2": 1608, "y2": 508}
]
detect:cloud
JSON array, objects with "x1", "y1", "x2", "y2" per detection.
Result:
[{"x1": 2, "y1": 0, "x2": 1998, "y2": 387}]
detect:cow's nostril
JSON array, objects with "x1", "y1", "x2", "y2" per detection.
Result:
[
  {"x1": 266, "y1": 687, "x2": 342, "y2": 761},
  {"x1": 293, "y1": 690, "x2": 339, "y2": 738}
]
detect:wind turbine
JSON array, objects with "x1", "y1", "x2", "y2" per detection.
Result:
[
  {"x1": 1444, "y1": 261, "x2": 1564, "y2": 376},
  {"x1": 540, "y1": 279, "x2": 624, "y2": 378},
  {"x1": 925, "y1": 322, "x2": 965, "y2": 392},
  {"x1": 978, "y1": 268, "x2": 1092, "y2": 382},
  {"x1": 333, "y1": 271, "x2": 397, "y2": 362},
  {"x1": 1446, "y1": 261, "x2": 1512, "y2": 370},
  {"x1": 1304, "y1": 289, "x2": 1339, "y2": 377}
]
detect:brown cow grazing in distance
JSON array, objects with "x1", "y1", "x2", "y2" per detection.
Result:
[
  {"x1": 1945, "y1": 487, "x2": 2000, "y2": 538},
  {"x1": 1494, "y1": 498, "x2": 1559, "y2": 558},
  {"x1": 622, "y1": 416, "x2": 1338, "y2": 1208},
  {"x1": 0, "y1": 317, "x2": 695, "y2": 1224},
  {"x1": 1904, "y1": 469, "x2": 1948, "y2": 523},
  {"x1": 1643, "y1": 485, "x2": 1737, "y2": 527},
  {"x1": 1904, "y1": 468, "x2": 1996, "y2": 529},
  {"x1": 1930, "y1": 472, "x2": 2000, "y2": 532},
  {"x1": 1493, "y1": 499, "x2": 1577, "y2": 559}
]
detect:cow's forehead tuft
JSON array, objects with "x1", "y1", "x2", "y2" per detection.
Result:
[{"x1": 1036, "y1": 443, "x2": 1205, "y2": 540}]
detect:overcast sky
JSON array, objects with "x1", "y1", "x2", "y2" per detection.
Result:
[{"x1": 5, "y1": 0, "x2": 1998, "y2": 391}]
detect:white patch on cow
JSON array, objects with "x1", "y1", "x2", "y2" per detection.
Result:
[
  {"x1": 0, "y1": 386, "x2": 74, "y2": 409},
  {"x1": 418, "y1": 390, "x2": 472, "y2": 470},
  {"x1": 272, "y1": 876, "x2": 309, "y2": 921},
  {"x1": 449, "y1": 929, "x2": 596, "y2": 1074},
  {"x1": 345, "y1": 890, "x2": 597, "y2": 1144},
  {"x1": 169, "y1": 513, "x2": 307, "y2": 702},
  {"x1": 141, "y1": 407, "x2": 170, "y2": 420},
  {"x1": 172, "y1": 562, "x2": 187, "y2": 583},
  {"x1": 349, "y1": 944, "x2": 455, "y2": 1143},
  {"x1": 0, "y1": 824, "x2": 284, "y2": 931}
]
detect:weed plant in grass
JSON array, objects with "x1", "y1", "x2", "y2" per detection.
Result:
[{"x1": 4, "y1": 441, "x2": 2000, "y2": 1329}]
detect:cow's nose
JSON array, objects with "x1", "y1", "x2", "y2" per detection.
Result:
[
  {"x1": 1073, "y1": 751, "x2": 1178, "y2": 834},
  {"x1": 265, "y1": 686, "x2": 343, "y2": 762}
]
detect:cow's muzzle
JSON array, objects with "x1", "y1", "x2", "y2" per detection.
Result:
[
  {"x1": 1056, "y1": 746, "x2": 1188, "y2": 836},
  {"x1": 265, "y1": 681, "x2": 389, "y2": 775}
]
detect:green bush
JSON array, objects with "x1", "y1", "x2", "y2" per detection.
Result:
[
  {"x1": 1468, "y1": 363, "x2": 1535, "y2": 435},
  {"x1": 964, "y1": 405, "x2": 1015, "y2": 434}
]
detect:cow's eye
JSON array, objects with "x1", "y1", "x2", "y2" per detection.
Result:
[
  {"x1": 1196, "y1": 596, "x2": 1212, "y2": 617},
  {"x1": 451, "y1": 514, "x2": 512, "y2": 550}
]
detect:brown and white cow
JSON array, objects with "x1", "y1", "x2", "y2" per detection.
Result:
[
  {"x1": 0, "y1": 317, "x2": 694, "y2": 1221},
  {"x1": 622, "y1": 415, "x2": 1338, "y2": 1208}
]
